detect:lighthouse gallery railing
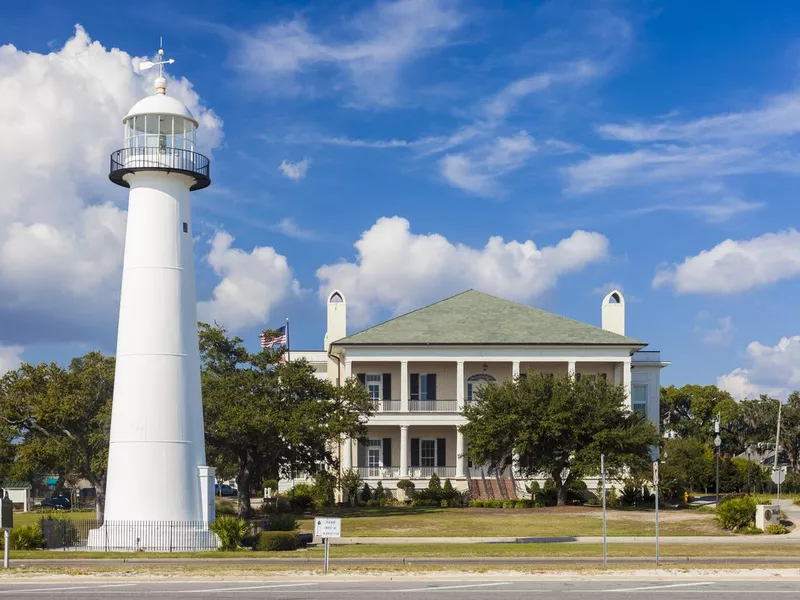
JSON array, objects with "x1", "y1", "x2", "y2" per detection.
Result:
[{"x1": 109, "y1": 147, "x2": 210, "y2": 190}]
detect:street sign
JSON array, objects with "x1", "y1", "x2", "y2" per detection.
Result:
[
  {"x1": 771, "y1": 468, "x2": 786, "y2": 485},
  {"x1": 314, "y1": 517, "x2": 342, "y2": 539},
  {"x1": 714, "y1": 435, "x2": 721, "y2": 447},
  {"x1": 0, "y1": 493, "x2": 12, "y2": 529},
  {"x1": 652, "y1": 461, "x2": 659, "y2": 486}
]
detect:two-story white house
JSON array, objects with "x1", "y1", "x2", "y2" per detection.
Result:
[{"x1": 292, "y1": 289, "x2": 668, "y2": 497}]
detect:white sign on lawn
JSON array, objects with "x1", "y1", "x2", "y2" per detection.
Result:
[{"x1": 314, "y1": 517, "x2": 342, "y2": 538}]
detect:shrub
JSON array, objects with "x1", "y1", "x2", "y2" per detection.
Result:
[
  {"x1": 428, "y1": 473, "x2": 442, "y2": 490},
  {"x1": 290, "y1": 483, "x2": 315, "y2": 512},
  {"x1": 514, "y1": 501, "x2": 528, "y2": 509},
  {"x1": 312, "y1": 471, "x2": 337, "y2": 508},
  {"x1": 373, "y1": 481, "x2": 387, "y2": 502},
  {"x1": 502, "y1": 501, "x2": 514, "y2": 509},
  {"x1": 360, "y1": 483, "x2": 372, "y2": 503},
  {"x1": 367, "y1": 499, "x2": 381, "y2": 507},
  {"x1": 443, "y1": 478, "x2": 456, "y2": 500},
  {"x1": 396, "y1": 479, "x2": 416, "y2": 500},
  {"x1": 216, "y1": 500, "x2": 237, "y2": 516},
  {"x1": 267, "y1": 513, "x2": 299, "y2": 532},
  {"x1": 620, "y1": 478, "x2": 652, "y2": 506},
  {"x1": 715, "y1": 495, "x2": 758, "y2": 532},
  {"x1": 209, "y1": 515, "x2": 250, "y2": 551},
  {"x1": 40, "y1": 515, "x2": 79, "y2": 547},
  {"x1": 767, "y1": 523, "x2": 790, "y2": 535},
  {"x1": 5, "y1": 524, "x2": 46, "y2": 550},
  {"x1": 263, "y1": 479, "x2": 279, "y2": 494},
  {"x1": 410, "y1": 498, "x2": 438, "y2": 507},
  {"x1": 339, "y1": 469, "x2": 363, "y2": 506},
  {"x1": 254, "y1": 531, "x2": 301, "y2": 551}
]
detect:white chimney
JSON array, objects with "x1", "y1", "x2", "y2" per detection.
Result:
[
  {"x1": 324, "y1": 290, "x2": 347, "y2": 351},
  {"x1": 602, "y1": 289, "x2": 625, "y2": 336}
]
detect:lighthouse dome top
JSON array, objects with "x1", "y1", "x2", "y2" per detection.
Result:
[{"x1": 125, "y1": 83, "x2": 198, "y2": 127}]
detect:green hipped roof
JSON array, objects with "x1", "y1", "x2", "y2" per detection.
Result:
[
  {"x1": 1, "y1": 482, "x2": 31, "y2": 489},
  {"x1": 334, "y1": 290, "x2": 645, "y2": 347}
]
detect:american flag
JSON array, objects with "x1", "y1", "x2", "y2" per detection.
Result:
[{"x1": 260, "y1": 325, "x2": 287, "y2": 349}]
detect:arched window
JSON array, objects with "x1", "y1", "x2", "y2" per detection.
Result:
[
  {"x1": 467, "y1": 373, "x2": 496, "y2": 402},
  {"x1": 330, "y1": 291, "x2": 343, "y2": 303},
  {"x1": 609, "y1": 292, "x2": 621, "y2": 303}
]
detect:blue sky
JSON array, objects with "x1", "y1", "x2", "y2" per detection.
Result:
[{"x1": 1, "y1": 0, "x2": 800, "y2": 398}]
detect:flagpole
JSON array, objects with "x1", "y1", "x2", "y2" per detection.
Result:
[{"x1": 285, "y1": 317, "x2": 290, "y2": 362}]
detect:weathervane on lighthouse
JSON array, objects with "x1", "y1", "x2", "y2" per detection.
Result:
[{"x1": 88, "y1": 39, "x2": 216, "y2": 550}]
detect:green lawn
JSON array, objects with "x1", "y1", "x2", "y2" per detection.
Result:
[
  {"x1": 8, "y1": 542, "x2": 800, "y2": 561},
  {"x1": 295, "y1": 506, "x2": 727, "y2": 537},
  {"x1": 13, "y1": 505, "x2": 727, "y2": 538}
]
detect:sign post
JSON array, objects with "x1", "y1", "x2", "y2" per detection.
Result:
[
  {"x1": 1, "y1": 491, "x2": 13, "y2": 569},
  {"x1": 771, "y1": 467, "x2": 786, "y2": 501},
  {"x1": 600, "y1": 454, "x2": 607, "y2": 568},
  {"x1": 314, "y1": 517, "x2": 342, "y2": 573},
  {"x1": 653, "y1": 460, "x2": 660, "y2": 567}
]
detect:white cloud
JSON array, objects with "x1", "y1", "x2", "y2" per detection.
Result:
[
  {"x1": 198, "y1": 231, "x2": 299, "y2": 332},
  {"x1": 0, "y1": 26, "x2": 223, "y2": 346},
  {"x1": 566, "y1": 89, "x2": 800, "y2": 197},
  {"x1": 440, "y1": 131, "x2": 538, "y2": 196},
  {"x1": 236, "y1": 0, "x2": 464, "y2": 105},
  {"x1": 271, "y1": 217, "x2": 316, "y2": 240},
  {"x1": 694, "y1": 313, "x2": 734, "y2": 347},
  {"x1": 316, "y1": 216, "x2": 609, "y2": 326},
  {"x1": 278, "y1": 159, "x2": 310, "y2": 181},
  {"x1": 0, "y1": 345, "x2": 24, "y2": 376},
  {"x1": 652, "y1": 229, "x2": 800, "y2": 294},
  {"x1": 717, "y1": 336, "x2": 800, "y2": 400}
]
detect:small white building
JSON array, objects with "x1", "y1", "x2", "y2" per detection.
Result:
[
  {"x1": 2, "y1": 482, "x2": 32, "y2": 512},
  {"x1": 291, "y1": 289, "x2": 668, "y2": 496}
]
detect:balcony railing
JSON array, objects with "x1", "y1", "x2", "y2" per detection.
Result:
[
  {"x1": 109, "y1": 147, "x2": 211, "y2": 191},
  {"x1": 409, "y1": 466, "x2": 456, "y2": 478},
  {"x1": 409, "y1": 399, "x2": 458, "y2": 412},
  {"x1": 358, "y1": 466, "x2": 401, "y2": 479},
  {"x1": 371, "y1": 400, "x2": 401, "y2": 412}
]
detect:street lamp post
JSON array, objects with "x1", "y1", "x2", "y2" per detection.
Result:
[{"x1": 714, "y1": 414, "x2": 721, "y2": 506}]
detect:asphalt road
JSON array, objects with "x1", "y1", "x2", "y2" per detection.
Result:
[{"x1": 1, "y1": 580, "x2": 800, "y2": 599}]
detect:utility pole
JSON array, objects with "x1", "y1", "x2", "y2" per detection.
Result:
[
  {"x1": 601, "y1": 453, "x2": 607, "y2": 569},
  {"x1": 714, "y1": 414, "x2": 721, "y2": 506}
]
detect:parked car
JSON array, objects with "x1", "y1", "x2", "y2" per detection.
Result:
[
  {"x1": 40, "y1": 496, "x2": 71, "y2": 510},
  {"x1": 215, "y1": 484, "x2": 237, "y2": 497}
]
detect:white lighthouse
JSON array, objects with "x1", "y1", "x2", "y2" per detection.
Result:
[{"x1": 89, "y1": 47, "x2": 216, "y2": 550}]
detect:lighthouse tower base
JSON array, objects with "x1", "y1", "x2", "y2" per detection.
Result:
[{"x1": 87, "y1": 522, "x2": 219, "y2": 552}]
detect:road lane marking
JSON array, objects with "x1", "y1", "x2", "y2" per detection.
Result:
[
  {"x1": 592, "y1": 582, "x2": 715, "y2": 592},
  {"x1": 1, "y1": 584, "x2": 135, "y2": 594},
  {"x1": 401, "y1": 582, "x2": 512, "y2": 592},
  {"x1": 163, "y1": 583, "x2": 316, "y2": 593}
]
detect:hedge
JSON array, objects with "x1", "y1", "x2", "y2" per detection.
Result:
[{"x1": 254, "y1": 531, "x2": 303, "y2": 551}]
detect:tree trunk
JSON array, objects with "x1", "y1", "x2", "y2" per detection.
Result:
[
  {"x1": 236, "y1": 454, "x2": 252, "y2": 519},
  {"x1": 52, "y1": 473, "x2": 66, "y2": 498}
]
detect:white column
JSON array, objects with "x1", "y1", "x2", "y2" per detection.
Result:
[
  {"x1": 342, "y1": 437, "x2": 352, "y2": 471},
  {"x1": 456, "y1": 360, "x2": 465, "y2": 410},
  {"x1": 344, "y1": 359, "x2": 352, "y2": 380},
  {"x1": 512, "y1": 361, "x2": 520, "y2": 379},
  {"x1": 622, "y1": 358, "x2": 632, "y2": 409},
  {"x1": 567, "y1": 360, "x2": 576, "y2": 377},
  {"x1": 400, "y1": 426, "x2": 409, "y2": 478},
  {"x1": 400, "y1": 360, "x2": 409, "y2": 412},
  {"x1": 198, "y1": 466, "x2": 215, "y2": 524},
  {"x1": 456, "y1": 429, "x2": 465, "y2": 478}
]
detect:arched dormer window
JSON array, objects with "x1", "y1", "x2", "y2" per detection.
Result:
[{"x1": 467, "y1": 373, "x2": 496, "y2": 402}]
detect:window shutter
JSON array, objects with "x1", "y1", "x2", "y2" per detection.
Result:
[
  {"x1": 410, "y1": 374, "x2": 419, "y2": 400},
  {"x1": 410, "y1": 438, "x2": 420, "y2": 467},
  {"x1": 519, "y1": 373, "x2": 527, "y2": 380},
  {"x1": 382, "y1": 373, "x2": 392, "y2": 400},
  {"x1": 428, "y1": 374, "x2": 437, "y2": 400},
  {"x1": 357, "y1": 373, "x2": 366, "y2": 386},
  {"x1": 600, "y1": 373, "x2": 607, "y2": 381},
  {"x1": 436, "y1": 438, "x2": 446, "y2": 467},
  {"x1": 575, "y1": 373, "x2": 581, "y2": 381},
  {"x1": 357, "y1": 440, "x2": 367, "y2": 468},
  {"x1": 383, "y1": 438, "x2": 392, "y2": 467}
]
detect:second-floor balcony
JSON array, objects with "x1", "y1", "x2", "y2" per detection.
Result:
[{"x1": 409, "y1": 399, "x2": 458, "y2": 412}]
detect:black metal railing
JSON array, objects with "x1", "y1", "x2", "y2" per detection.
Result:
[
  {"x1": 109, "y1": 147, "x2": 211, "y2": 191},
  {"x1": 39, "y1": 517, "x2": 220, "y2": 552}
]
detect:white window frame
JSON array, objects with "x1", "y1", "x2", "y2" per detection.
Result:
[
  {"x1": 365, "y1": 373, "x2": 382, "y2": 402},
  {"x1": 466, "y1": 373, "x2": 496, "y2": 402},
  {"x1": 367, "y1": 439, "x2": 383, "y2": 477},
  {"x1": 632, "y1": 384, "x2": 648, "y2": 416},
  {"x1": 420, "y1": 439, "x2": 437, "y2": 467}
]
